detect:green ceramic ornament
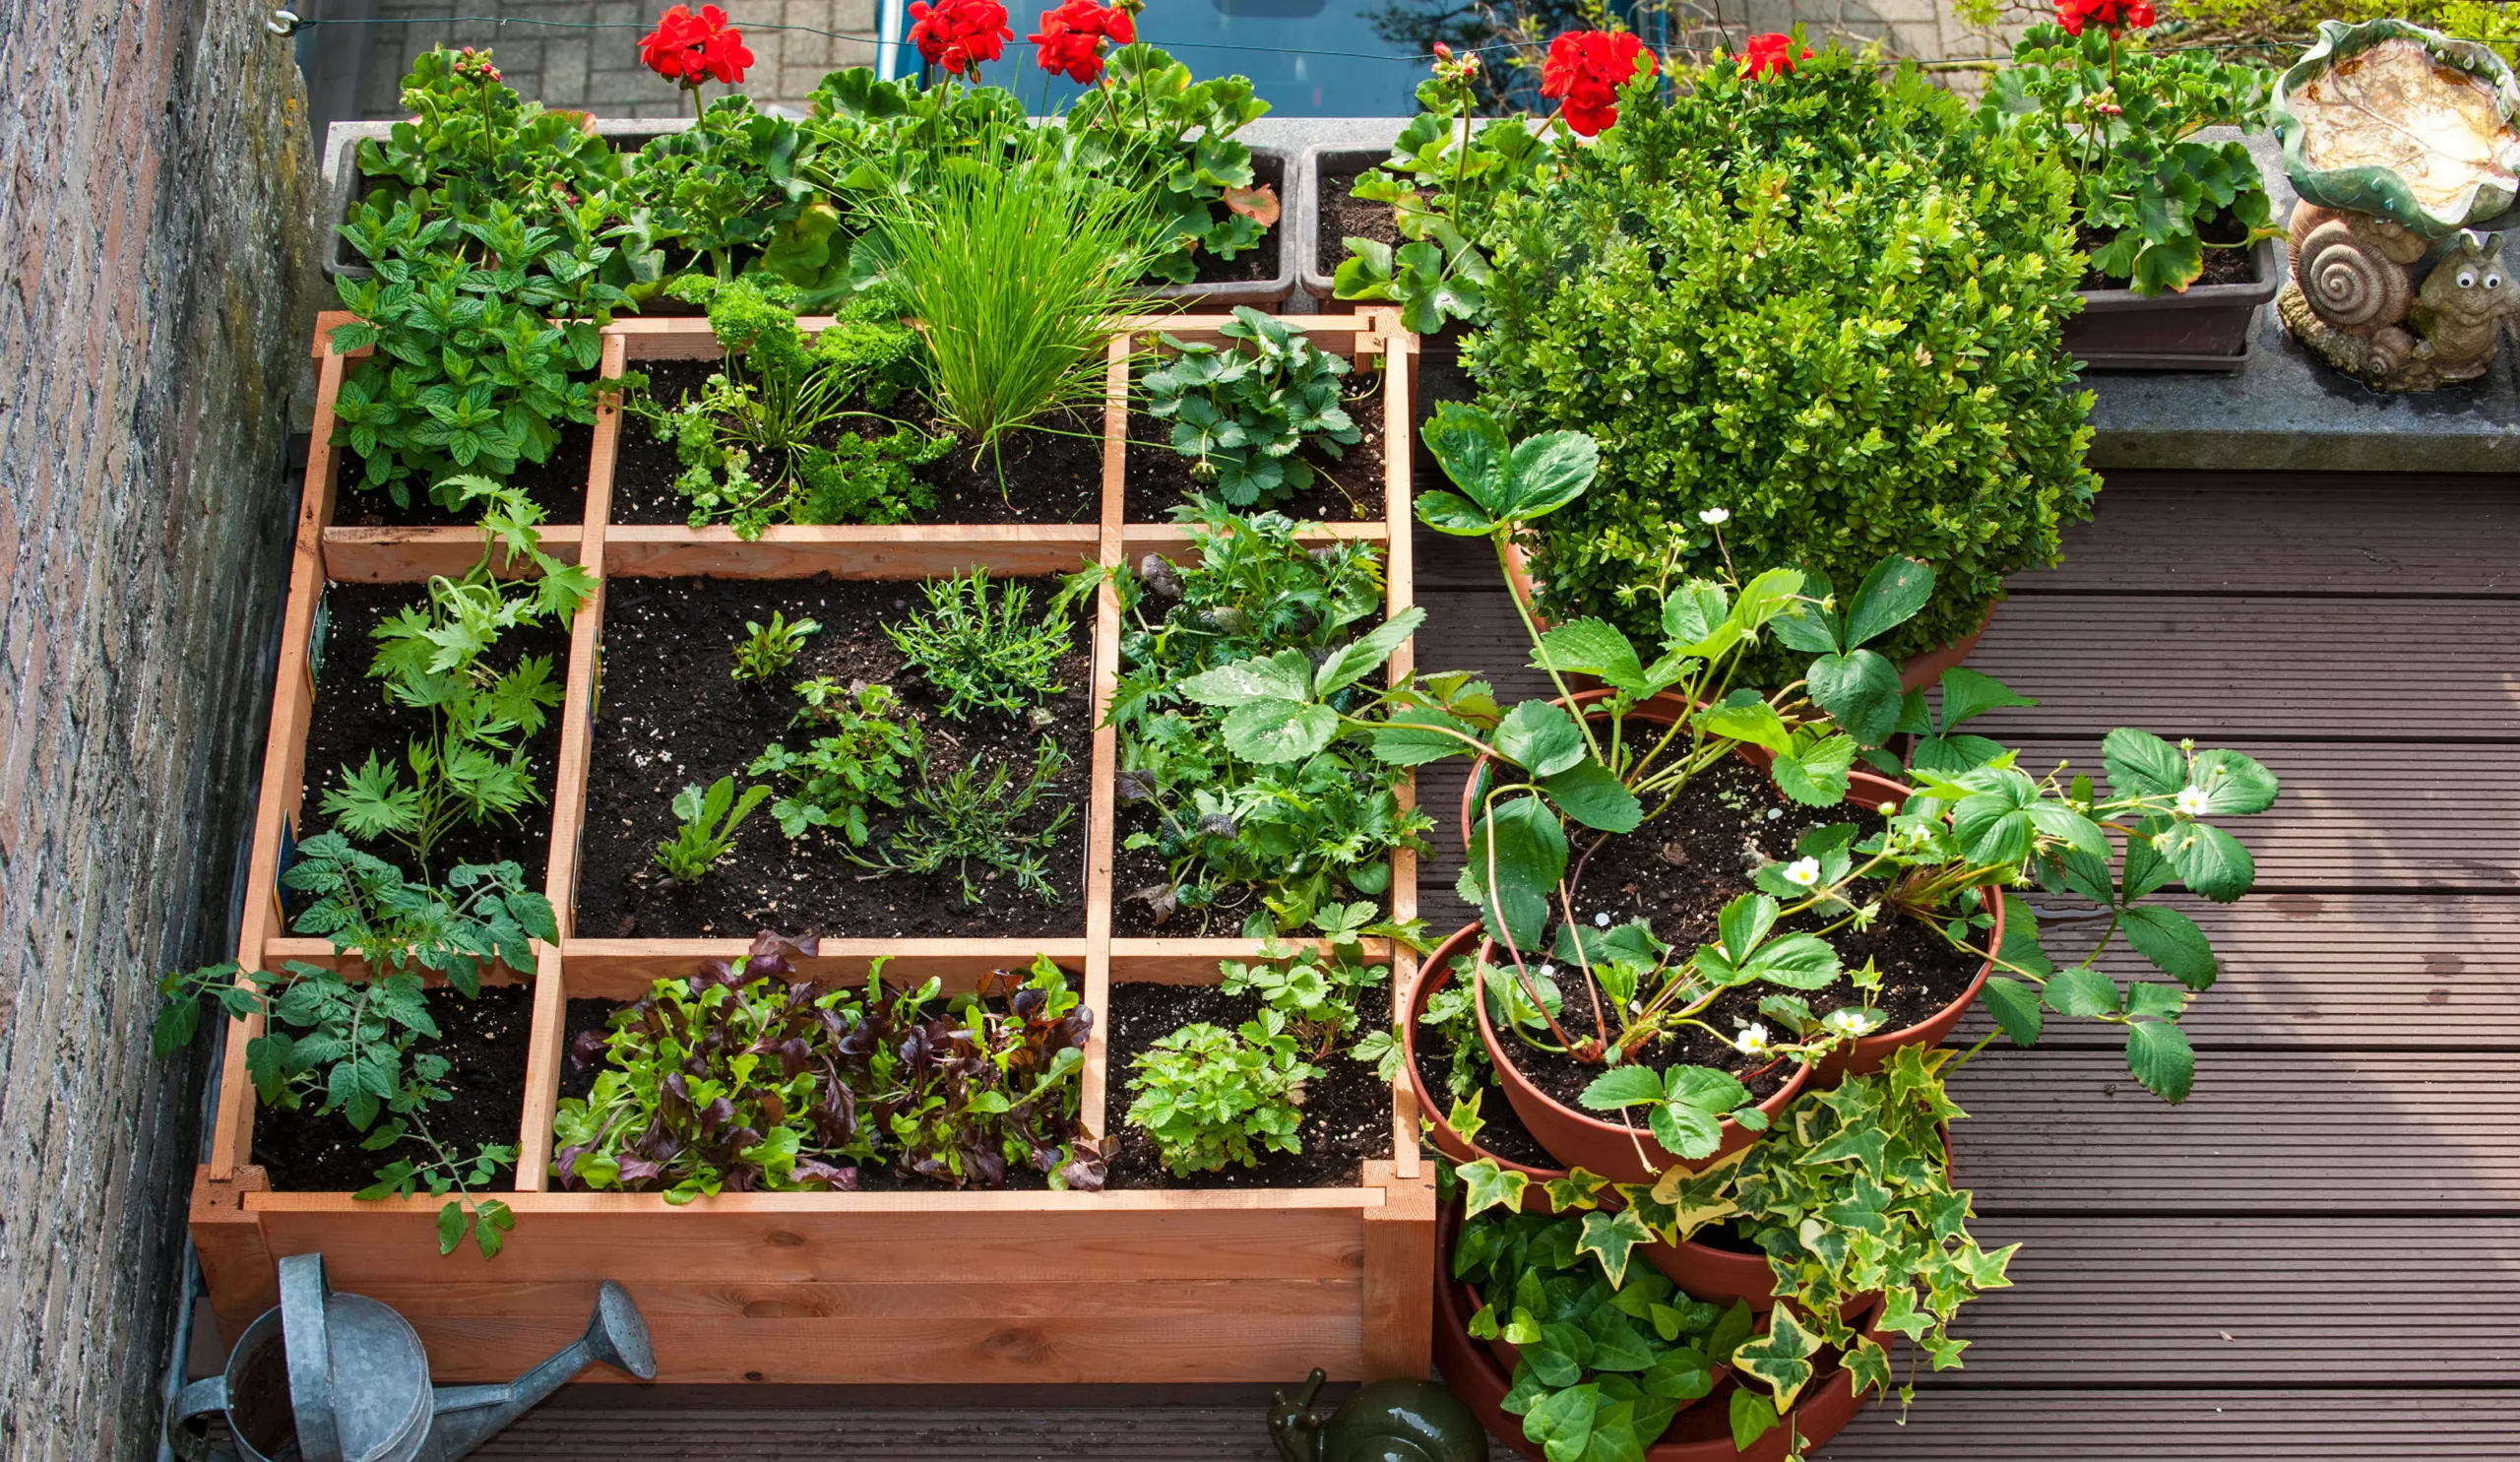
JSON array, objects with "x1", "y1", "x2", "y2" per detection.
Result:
[
  {"x1": 1269, "y1": 1368, "x2": 1487, "y2": 1462},
  {"x1": 2272, "y1": 19, "x2": 2520, "y2": 238}
]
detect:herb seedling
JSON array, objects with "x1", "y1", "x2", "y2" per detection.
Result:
[
  {"x1": 884, "y1": 570, "x2": 1070, "y2": 721},
  {"x1": 1125, "y1": 1011, "x2": 1318, "y2": 1176},
  {"x1": 877, "y1": 738, "x2": 1075, "y2": 905},
  {"x1": 749, "y1": 679, "x2": 922, "y2": 842},
  {"x1": 655, "y1": 775, "x2": 772, "y2": 882},
  {"x1": 731, "y1": 609, "x2": 820, "y2": 683}
]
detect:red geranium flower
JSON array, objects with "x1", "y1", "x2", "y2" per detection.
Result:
[
  {"x1": 1540, "y1": 30, "x2": 1655, "y2": 138},
  {"x1": 1030, "y1": 0, "x2": 1133, "y2": 84},
  {"x1": 2058, "y1": 0, "x2": 2154, "y2": 35},
  {"x1": 1739, "y1": 32, "x2": 1811, "y2": 79},
  {"x1": 910, "y1": 0, "x2": 1015, "y2": 79},
  {"x1": 640, "y1": 5, "x2": 752, "y2": 88}
]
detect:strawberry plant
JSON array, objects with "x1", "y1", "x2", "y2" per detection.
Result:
[{"x1": 1141, "y1": 308, "x2": 1362, "y2": 509}]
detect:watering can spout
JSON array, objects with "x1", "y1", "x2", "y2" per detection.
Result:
[{"x1": 426, "y1": 1282, "x2": 656, "y2": 1461}]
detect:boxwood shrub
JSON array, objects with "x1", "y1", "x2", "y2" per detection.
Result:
[{"x1": 1468, "y1": 49, "x2": 2099, "y2": 667}]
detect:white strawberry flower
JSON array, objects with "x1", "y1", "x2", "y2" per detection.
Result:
[
  {"x1": 2174, "y1": 785, "x2": 2210, "y2": 817},
  {"x1": 1732, "y1": 1023, "x2": 1771, "y2": 1056},
  {"x1": 1699, "y1": 507, "x2": 1731, "y2": 526},
  {"x1": 1784, "y1": 857, "x2": 1822, "y2": 888},
  {"x1": 1824, "y1": 1008, "x2": 1879, "y2": 1038}
]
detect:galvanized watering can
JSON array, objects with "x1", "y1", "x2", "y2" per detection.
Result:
[{"x1": 166, "y1": 1253, "x2": 656, "y2": 1462}]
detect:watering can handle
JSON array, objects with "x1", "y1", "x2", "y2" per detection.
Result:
[{"x1": 163, "y1": 1376, "x2": 239, "y2": 1462}]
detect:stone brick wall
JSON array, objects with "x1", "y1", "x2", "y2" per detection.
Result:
[{"x1": 0, "y1": 1, "x2": 317, "y2": 1457}]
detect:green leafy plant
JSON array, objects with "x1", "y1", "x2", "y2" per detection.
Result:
[
  {"x1": 883, "y1": 570, "x2": 1072, "y2": 721},
  {"x1": 749, "y1": 679, "x2": 923, "y2": 843},
  {"x1": 631, "y1": 276, "x2": 944, "y2": 539},
  {"x1": 878, "y1": 737, "x2": 1076, "y2": 905},
  {"x1": 554, "y1": 937, "x2": 1099, "y2": 1197},
  {"x1": 1984, "y1": 19, "x2": 2280, "y2": 294},
  {"x1": 1094, "y1": 501, "x2": 1431, "y2": 931},
  {"x1": 731, "y1": 609, "x2": 821, "y2": 683},
  {"x1": 859, "y1": 126, "x2": 1154, "y2": 474},
  {"x1": 655, "y1": 775, "x2": 772, "y2": 882},
  {"x1": 611, "y1": 95, "x2": 847, "y2": 298},
  {"x1": 1058, "y1": 43, "x2": 1279, "y2": 284},
  {"x1": 1141, "y1": 308, "x2": 1364, "y2": 509},
  {"x1": 353, "y1": 48, "x2": 621, "y2": 224},
  {"x1": 1333, "y1": 47, "x2": 1556, "y2": 333},
  {"x1": 1124, "y1": 1011, "x2": 1319, "y2": 1175},
  {"x1": 156, "y1": 834, "x2": 554, "y2": 1257},
  {"x1": 1471, "y1": 44, "x2": 2097, "y2": 667},
  {"x1": 1220, "y1": 903, "x2": 1395, "y2": 1060},
  {"x1": 320, "y1": 478, "x2": 588, "y2": 875}
]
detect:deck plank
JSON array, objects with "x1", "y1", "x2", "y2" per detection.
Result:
[
  {"x1": 1950, "y1": 1051, "x2": 2520, "y2": 1213},
  {"x1": 1829, "y1": 1388, "x2": 2520, "y2": 1459}
]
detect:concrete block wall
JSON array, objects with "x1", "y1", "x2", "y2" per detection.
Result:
[{"x1": 0, "y1": 0, "x2": 318, "y2": 1457}]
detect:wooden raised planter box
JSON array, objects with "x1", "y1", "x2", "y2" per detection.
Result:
[{"x1": 191, "y1": 311, "x2": 1435, "y2": 1385}]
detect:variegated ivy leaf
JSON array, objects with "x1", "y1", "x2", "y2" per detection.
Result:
[
  {"x1": 1576, "y1": 1207, "x2": 1655, "y2": 1287},
  {"x1": 1458, "y1": 1158, "x2": 1530, "y2": 1218},
  {"x1": 1729, "y1": 1305, "x2": 1818, "y2": 1410}
]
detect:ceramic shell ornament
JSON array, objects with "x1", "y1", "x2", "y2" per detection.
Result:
[
  {"x1": 1269, "y1": 1368, "x2": 1487, "y2": 1462},
  {"x1": 2272, "y1": 19, "x2": 2520, "y2": 238}
]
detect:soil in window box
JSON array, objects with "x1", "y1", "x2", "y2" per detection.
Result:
[
  {"x1": 335, "y1": 421, "x2": 595, "y2": 528},
  {"x1": 574, "y1": 575, "x2": 1092, "y2": 939},
  {"x1": 2075, "y1": 216, "x2": 2260, "y2": 291},
  {"x1": 1316, "y1": 166, "x2": 1407, "y2": 279},
  {"x1": 1102, "y1": 981, "x2": 1390, "y2": 1189},
  {"x1": 1175, "y1": 152, "x2": 1286, "y2": 288},
  {"x1": 1496, "y1": 755, "x2": 1983, "y2": 1114},
  {"x1": 1121, "y1": 397, "x2": 1388, "y2": 525},
  {"x1": 606, "y1": 360, "x2": 1102, "y2": 529},
  {"x1": 1105, "y1": 803, "x2": 1395, "y2": 938},
  {"x1": 551, "y1": 972, "x2": 1087, "y2": 1192},
  {"x1": 295, "y1": 582, "x2": 568, "y2": 900},
  {"x1": 252, "y1": 984, "x2": 532, "y2": 1192}
]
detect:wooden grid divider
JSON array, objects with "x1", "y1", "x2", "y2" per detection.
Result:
[{"x1": 192, "y1": 309, "x2": 1435, "y2": 1387}]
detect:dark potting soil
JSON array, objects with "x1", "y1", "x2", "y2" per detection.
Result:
[
  {"x1": 1496, "y1": 756, "x2": 1984, "y2": 1116},
  {"x1": 1175, "y1": 152, "x2": 1286, "y2": 288},
  {"x1": 1317, "y1": 167, "x2": 1407, "y2": 275},
  {"x1": 573, "y1": 575, "x2": 1092, "y2": 939},
  {"x1": 1412, "y1": 1008, "x2": 1558, "y2": 1171},
  {"x1": 1105, "y1": 805, "x2": 1394, "y2": 938},
  {"x1": 336, "y1": 420, "x2": 596, "y2": 528},
  {"x1": 253, "y1": 984, "x2": 532, "y2": 1192},
  {"x1": 607, "y1": 360, "x2": 1103, "y2": 528},
  {"x1": 1120, "y1": 396, "x2": 1389, "y2": 525},
  {"x1": 2075, "y1": 217, "x2": 2260, "y2": 292},
  {"x1": 1103, "y1": 981, "x2": 1390, "y2": 1189},
  {"x1": 296, "y1": 583, "x2": 566, "y2": 894}
]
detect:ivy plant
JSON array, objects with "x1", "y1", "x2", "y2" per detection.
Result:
[{"x1": 1142, "y1": 308, "x2": 1362, "y2": 509}]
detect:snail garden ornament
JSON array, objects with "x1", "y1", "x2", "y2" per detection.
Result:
[
  {"x1": 2270, "y1": 19, "x2": 2520, "y2": 391},
  {"x1": 1269, "y1": 1368, "x2": 1488, "y2": 1462}
]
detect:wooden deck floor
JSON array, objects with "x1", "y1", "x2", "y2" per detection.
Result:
[{"x1": 470, "y1": 470, "x2": 2520, "y2": 1458}]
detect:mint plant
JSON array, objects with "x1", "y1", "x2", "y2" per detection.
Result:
[
  {"x1": 156, "y1": 834, "x2": 553, "y2": 1257},
  {"x1": 655, "y1": 775, "x2": 772, "y2": 882},
  {"x1": 883, "y1": 570, "x2": 1071, "y2": 722},
  {"x1": 730, "y1": 610, "x2": 820, "y2": 683},
  {"x1": 1142, "y1": 308, "x2": 1362, "y2": 510},
  {"x1": 749, "y1": 679, "x2": 922, "y2": 843},
  {"x1": 1125, "y1": 1012, "x2": 1319, "y2": 1176}
]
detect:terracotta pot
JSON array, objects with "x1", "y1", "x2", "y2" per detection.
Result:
[
  {"x1": 1402, "y1": 922, "x2": 1576, "y2": 1213},
  {"x1": 1460, "y1": 691, "x2": 1999, "y2": 1109},
  {"x1": 1435, "y1": 1204, "x2": 1882, "y2": 1462},
  {"x1": 1495, "y1": 539, "x2": 1992, "y2": 692},
  {"x1": 1473, "y1": 954, "x2": 1812, "y2": 1185},
  {"x1": 1641, "y1": 1230, "x2": 1784, "y2": 1312}
]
